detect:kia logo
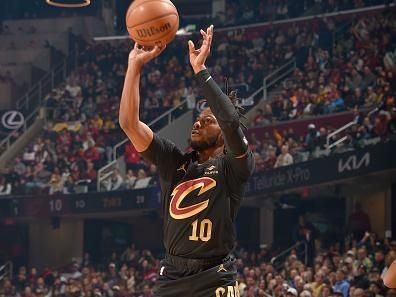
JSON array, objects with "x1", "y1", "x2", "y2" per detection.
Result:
[
  {"x1": 338, "y1": 152, "x2": 370, "y2": 173},
  {"x1": 1, "y1": 111, "x2": 24, "y2": 130}
]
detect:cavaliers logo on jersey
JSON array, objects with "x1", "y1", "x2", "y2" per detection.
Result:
[{"x1": 169, "y1": 177, "x2": 216, "y2": 220}]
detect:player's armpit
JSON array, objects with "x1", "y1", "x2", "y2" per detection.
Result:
[
  {"x1": 234, "y1": 150, "x2": 248, "y2": 159},
  {"x1": 140, "y1": 134, "x2": 185, "y2": 181},
  {"x1": 226, "y1": 150, "x2": 255, "y2": 183},
  {"x1": 121, "y1": 121, "x2": 154, "y2": 153}
]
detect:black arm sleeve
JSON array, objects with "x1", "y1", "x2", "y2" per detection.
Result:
[{"x1": 196, "y1": 69, "x2": 248, "y2": 157}]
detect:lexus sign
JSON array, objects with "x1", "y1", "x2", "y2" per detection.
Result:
[{"x1": 0, "y1": 110, "x2": 25, "y2": 131}]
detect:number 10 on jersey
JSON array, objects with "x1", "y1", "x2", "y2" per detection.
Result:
[{"x1": 189, "y1": 219, "x2": 212, "y2": 242}]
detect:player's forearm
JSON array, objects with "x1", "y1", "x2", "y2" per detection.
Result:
[
  {"x1": 196, "y1": 69, "x2": 247, "y2": 156},
  {"x1": 119, "y1": 64, "x2": 153, "y2": 152},
  {"x1": 384, "y1": 260, "x2": 396, "y2": 288},
  {"x1": 119, "y1": 65, "x2": 141, "y2": 129}
]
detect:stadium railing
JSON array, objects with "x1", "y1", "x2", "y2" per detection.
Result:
[
  {"x1": 263, "y1": 58, "x2": 296, "y2": 102},
  {"x1": 270, "y1": 241, "x2": 307, "y2": 269},
  {"x1": 244, "y1": 58, "x2": 296, "y2": 124},
  {"x1": 96, "y1": 56, "x2": 298, "y2": 193},
  {"x1": 0, "y1": 261, "x2": 13, "y2": 281},
  {"x1": 326, "y1": 107, "x2": 379, "y2": 150},
  {"x1": 0, "y1": 51, "x2": 78, "y2": 155},
  {"x1": 97, "y1": 99, "x2": 189, "y2": 192}
]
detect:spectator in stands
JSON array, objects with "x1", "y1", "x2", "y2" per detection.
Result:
[
  {"x1": 81, "y1": 252, "x2": 91, "y2": 268},
  {"x1": 105, "y1": 168, "x2": 124, "y2": 191},
  {"x1": 65, "y1": 78, "x2": 82, "y2": 98},
  {"x1": 82, "y1": 160, "x2": 97, "y2": 191},
  {"x1": 253, "y1": 108, "x2": 268, "y2": 126},
  {"x1": 353, "y1": 247, "x2": 373, "y2": 273},
  {"x1": 62, "y1": 174, "x2": 76, "y2": 194},
  {"x1": 274, "y1": 145, "x2": 294, "y2": 168},
  {"x1": 125, "y1": 143, "x2": 142, "y2": 171},
  {"x1": 372, "y1": 249, "x2": 386, "y2": 275},
  {"x1": 263, "y1": 146, "x2": 277, "y2": 170},
  {"x1": 315, "y1": 127, "x2": 328, "y2": 150},
  {"x1": 304, "y1": 124, "x2": 318, "y2": 153},
  {"x1": 84, "y1": 142, "x2": 101, "y2": 165},
  {"x1": 125, "y1": 169, "x2": 137, "y2": 189},
  {"x1": 48, "y1": 169, "x2": 63, "y2": 195},
  {"x1": 139, "y1": 284, "x2": 153, "y2": 297},
  {"x1": 25, "y1": 162, "x2": 51, "y2": 193},
  {"x1": 134, "y1": 169, "x2": 151, "y2": 189},
  {"x1": 311, "y1": 271, "x2": 326, "y2": 297},
  {"x1": 333, "y1": 269, "x2": 350, "y2": 297},
  {"x1": 352, "y1": 264, "x2": 370, "y2": 290},
  {"x1": 13, "y1": 157, "x2": 26, "y2": 177}
]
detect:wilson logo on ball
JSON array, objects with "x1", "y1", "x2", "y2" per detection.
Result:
[{"x1": 136, "y1": 23, "x2": 172, "y2": 38}]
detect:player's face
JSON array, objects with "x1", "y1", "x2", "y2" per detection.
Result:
[{"x1": 190, "y1": 108, "x2": 222, "y2": 151}]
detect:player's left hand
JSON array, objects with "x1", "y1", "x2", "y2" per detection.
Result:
[{"x1": 188, "y1": 25, "x2": 213, "y2": 74}]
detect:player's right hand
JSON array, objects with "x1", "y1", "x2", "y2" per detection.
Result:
[{"x1": 128, "y1": 43, "x2": 166, "y2": 69}]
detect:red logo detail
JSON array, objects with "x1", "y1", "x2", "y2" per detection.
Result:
[{"x1": 169, "y1": 177, "x2": 216, "y2": 220}]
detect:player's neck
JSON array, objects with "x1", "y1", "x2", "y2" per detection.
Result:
[{"x1": 196, "y1": 146, "x2": 224, "y2": 164}]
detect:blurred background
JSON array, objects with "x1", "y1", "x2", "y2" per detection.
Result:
[{"x1": 0, "y1": 0, "x2": 395, "y2": 296}]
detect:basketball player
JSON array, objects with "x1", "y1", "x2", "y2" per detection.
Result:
[
  {"x1": 119, "y1": 25, "x2": 254, "y2": 297},
  {"x1": 383, "y1": 260, "x2": 396, "y2": 288}
]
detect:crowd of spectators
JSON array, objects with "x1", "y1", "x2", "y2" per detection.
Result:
[
  {"x1": 174, "y1": 0, "x2": 391, "y2": 30},
  {"x1": 221, "y1": 0, "x2": 390, "y2": 26},
  {"x1": 0, "y1": 9, "x2": 395, "y2": 195},
  {"x1": 249, "y1": 102, "x2": 396, "y2": 173},
  {"x1": 1, "y1": 231, "x2": 396, "y2": 297},
  {"x1": 0, "y1": 12, "x2": 328, "y2": 196},
  {"x1": 252, "y1": 12, "x2": 396, "y2": 127},
  {"x1": 246, "y1": 10, "x2": 396, "y2": 171}
]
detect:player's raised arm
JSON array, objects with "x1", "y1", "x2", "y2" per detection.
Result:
[
  {"x1": 119, "y1": 43, "x2": 166, "y2": 152},
  {"x1": 188, "y1": 25, "x2": 251, "y2": 161}
]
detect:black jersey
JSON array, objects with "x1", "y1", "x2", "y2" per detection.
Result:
[{"x1": 141, "y1": 134, "x2": 255, "y2": 259}]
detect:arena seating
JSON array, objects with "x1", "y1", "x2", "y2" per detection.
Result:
[
  {"x1": 251, "y1": 12, "x2": 396, "y2": 126},
  {"x1": 222, "y1": 0, "x2": 389, "y2": 26},
  {"x1": 1, "y1": 234, "x2": 394, "y2": 297},
  {"x1": 0, "y1": 16, "x2": 322, "y2": 195},
  {"x1": 0, "y1": 8, "x2": 395, "y2": 196}
]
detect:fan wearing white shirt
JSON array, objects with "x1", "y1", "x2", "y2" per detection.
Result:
[{"x1": 274, "y1": 144, "x2": 294, "y2": 168}]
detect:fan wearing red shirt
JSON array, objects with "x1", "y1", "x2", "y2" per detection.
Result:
[{"x1": 125, "y1": 142, "x2": 141, "y2": 171}]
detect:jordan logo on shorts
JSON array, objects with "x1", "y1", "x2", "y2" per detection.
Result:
[{"x1": 217, "y1": 264, "x2": 227, "y2": 272}]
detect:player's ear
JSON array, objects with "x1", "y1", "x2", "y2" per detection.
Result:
[{"x1": 217, "y1": 132, "x2": 224, "y2": 146}]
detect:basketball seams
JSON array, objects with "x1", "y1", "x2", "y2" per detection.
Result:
[{"x1": 126, "y1": 12, "x2": 178, "y2": 29}]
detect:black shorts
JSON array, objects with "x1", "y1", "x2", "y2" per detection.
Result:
[{"x1": 153, "y1": 254, "x2": 240, "y2": 297}]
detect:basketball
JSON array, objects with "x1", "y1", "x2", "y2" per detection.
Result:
[{"x1": 126, "y1": 0, "x2": 179, "y2": 47}]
